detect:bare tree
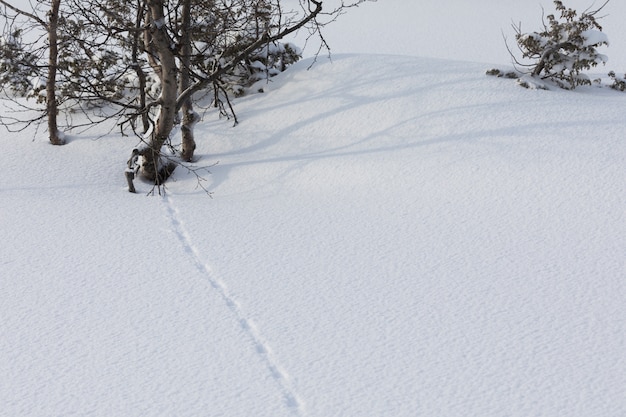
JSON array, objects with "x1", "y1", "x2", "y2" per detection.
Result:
[
  {"x1": 0, "y1": 0, "x2": 64, "y2": 144},
  {"x1": 1, "y1": 0, "x2": 372, "y2": 190}
]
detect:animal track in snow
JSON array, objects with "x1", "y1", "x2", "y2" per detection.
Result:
[{"x1": 162, "y1": 194, "x2": 304, "y2": 415}]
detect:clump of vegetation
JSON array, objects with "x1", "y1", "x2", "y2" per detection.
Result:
[
  {"x1": 508, "y1": 0, "x2": 609, "y2": 90},
  {"x1": 486, "y1": 68, "x2": 518, "y2": 79}
]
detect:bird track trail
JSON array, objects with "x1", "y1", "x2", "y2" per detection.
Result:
[{"x1": 162, "y1": 194, "x2": 305, "y2": 416}]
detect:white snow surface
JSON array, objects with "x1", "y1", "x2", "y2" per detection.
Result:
[{"x1": 2, "y1": 2, "x2": 626, "y2": 417}]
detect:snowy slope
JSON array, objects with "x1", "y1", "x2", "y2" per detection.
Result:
[
  {"x1": 2, "y1": 53, "x2": 625, "y2": 416},
  {"x1": 168, "y1": 55, "x2": 626, "y2": 416}
]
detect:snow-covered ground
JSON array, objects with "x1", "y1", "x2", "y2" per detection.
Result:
[{"x1": 2, "y1": 1, "x2": 626, "y2": 417}]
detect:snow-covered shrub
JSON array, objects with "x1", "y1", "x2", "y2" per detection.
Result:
[
  {"x1": 207, "y1": 41, "x2": 301, "y2": 97},
  {"x1": 608, "y1": 70, "x2": 626, "y2": 91},
  {"x1": 191, "y1": 1, "x2": 301, "y2": 97},
  {"x1": 244, "y1": 42, "x2": 301, "y2": 87},
  {"x1": 512, "y1": 0, "x2": 608, "y2": 89}
]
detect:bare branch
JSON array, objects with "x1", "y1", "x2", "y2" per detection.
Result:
[{"x1": 0, "y1": 0, "x2": 47, "y2": 26}]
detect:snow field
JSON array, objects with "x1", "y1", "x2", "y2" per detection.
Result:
[
  {"x1": 166, "y1": 56, "x2": 625, "y2": 415},
  {"x1": 1, "y1": 29, "x2": 625, "y2": 417}
]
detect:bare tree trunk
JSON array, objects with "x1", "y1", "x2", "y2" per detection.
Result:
[
  {"x1": 178, "y1": 0, "x2": 197, "y2": 162},
  {"x1": 47, "y1": 0, "x2": 63, "y2": 145},
  {"x1": 133, "y1": 0, "x2": 150, "y2": 133},
  {"x1": 140, "y1": 0, "x2": 178, "y2": 183}
]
